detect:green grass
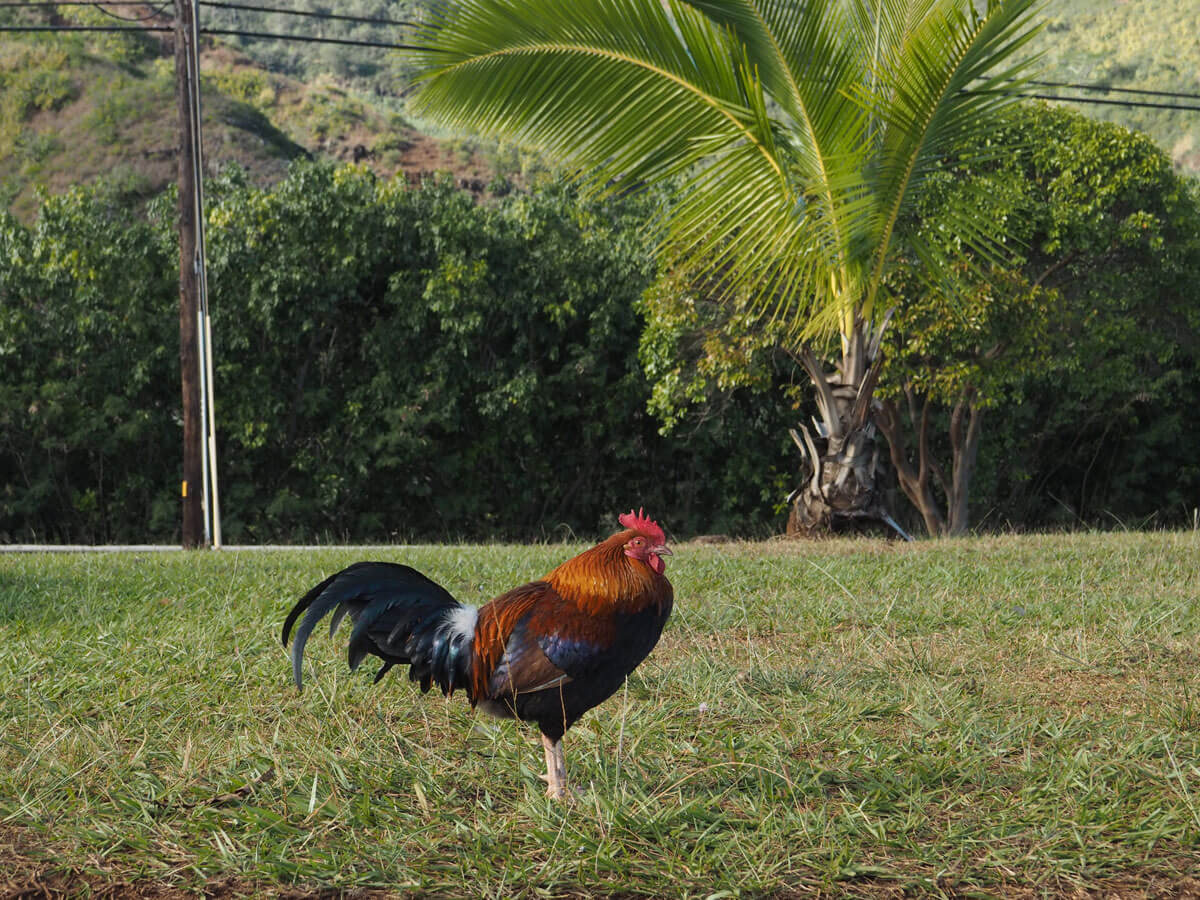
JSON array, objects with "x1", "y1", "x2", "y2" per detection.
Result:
[{"x1": 2, "y1": 532, "x2": 1200, "y2": 897}]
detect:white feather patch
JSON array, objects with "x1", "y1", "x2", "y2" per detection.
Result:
[{"x1": 443, "y1": 604, "x2": 478, "y2": 644}]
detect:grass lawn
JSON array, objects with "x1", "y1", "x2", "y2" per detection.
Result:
[{"x1": 2, "y1": 532, "x2": 1199, "y2": 898}]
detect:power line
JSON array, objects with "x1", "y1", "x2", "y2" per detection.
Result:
[
  {"x1": 1, "y1": 4, "x2": 1198, "y2": 106},
  {"x1": 1027, "y1": 79, "x2": 1200, "y2": 104},
  {"x1": 198, "y1": 1, "x2": 416, "y2": 29},
  {"x1": 0, "y1": 1, "x2": 160, "y2": 6},
  {"x1": 0, "y1": 14, "x2": 1197, "y2": 113},
  {"x1": 199, "y1": 26, "x2": 427, "y2": 51},
  {"x1": 998, "y1": 76, "x2": 1200, "y2": 105},
  {"x1": 0, "y1": 22, "x2": 416, "y2": 45},
  {"x1": 971, "y1": 87, "x2": 1200, "y2": 114},
  {"x1": 0, "y1": 23, "x2": 170, "y2": 31},
  {"x1": 0, "y1": 0, "x2": 169, "y2": 12},
  {"x1": 1021, "y1": 92, "x2": 1200, "y2": 114},
  {"x1": 0, "y1": 0, "x2": 416, "y2": 29},
  {"x1": 93, "y1": 2, "x2": 172, "y2": 22}
]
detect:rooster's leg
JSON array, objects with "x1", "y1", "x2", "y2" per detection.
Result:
[{"x1": 540, "y1": 734, "x2": 568, "y2": 799}]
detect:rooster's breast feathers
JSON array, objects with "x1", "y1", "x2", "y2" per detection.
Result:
[{"x1": 468, "y1": 536, "x2": 673, "y2": 730}]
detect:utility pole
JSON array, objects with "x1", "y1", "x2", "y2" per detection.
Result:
[
  {"x1": 175, "y1": 0, "x2": 221, "y2": 548},
  {"x1": 176, "y1": 0, "x2": 204, "y2": 548}
]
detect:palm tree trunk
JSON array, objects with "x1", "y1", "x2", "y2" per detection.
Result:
[{"x1": 784, "y1": 318, "x2": 892, "y2": 536}]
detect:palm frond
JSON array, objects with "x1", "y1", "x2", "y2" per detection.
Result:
[
  {"x1": 859, "y1": 0, "x2": 1045, "y2": 307},
  {"x1": 412, "y1": 0, "x2": 856, "y2": 320},
  {"x1": 410, "y1": 0, "x2": 1045, "y2": 343},
  {"x1": 682, "y1": 0, "x2": 872, "y2": 279},
  {"x1": 413, "y1": 0, "x2": 781, "y2": 190}
]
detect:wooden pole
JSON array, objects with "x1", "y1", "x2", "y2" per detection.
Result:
[
  {"x1": 189, "y1": 0, "x2": 222, "y2": 548},
  {"x1": 176, "y1": 0, "x2": 204, "y2": 548}
]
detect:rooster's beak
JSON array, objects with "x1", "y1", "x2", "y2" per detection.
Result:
[{"x1": 652, "y1": 544, "x2": 673, "y2": 557}]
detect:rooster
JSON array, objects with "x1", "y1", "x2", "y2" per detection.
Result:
[{"x1": 282, "y1": 509, "x2": 673, "y2": 798}]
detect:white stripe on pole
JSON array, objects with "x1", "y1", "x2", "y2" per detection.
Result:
[
  {"x1": 187, "y1": 0, "x2": 221, "y2": 547},
  {"x1": 203, "y1": 306, "x2": 222, "y2": 547}
]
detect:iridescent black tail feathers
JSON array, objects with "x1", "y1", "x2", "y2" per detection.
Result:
[{"x1": 282, "y1": 562, "x2": 477, "y2": 695}]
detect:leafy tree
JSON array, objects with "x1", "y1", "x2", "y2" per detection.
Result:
[
  {"x1": 869, "y1": 133, "x2": 1058, "y2": 536},
  {"x1": 637, "y1": 103, "x2": 1200, "y2": 535},
  {"x1": 969, "y1": 106, "x2": 1200, "y2": 528},
  {"x1": 875, "y1": 267, "x2": 1058, "y2": 536},
  {"x1": 408, "y1": 0, "x2": 1044, "y2": 534},
  {"x1": 0, "y1": 183, "x2": 178, "y2": 542},
  {"x1": 842, "y1": 104, "x2": 1200, "y2": 534}
]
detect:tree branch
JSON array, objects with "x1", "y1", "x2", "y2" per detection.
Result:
[
  {"x1": 1031, "y1": 250, "x2": 1080, "y2": 290},
  {"x1": 878, "y1": 394, "x2": 945, "y2": 536}
]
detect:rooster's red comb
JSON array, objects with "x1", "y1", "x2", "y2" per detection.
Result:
[{"x1": 618, "y1": 508, "x2": 665, "y2": 545}]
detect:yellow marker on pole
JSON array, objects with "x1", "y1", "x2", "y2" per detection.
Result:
[{"x1": 182, "y1": 480, "x2": 188, "y2": 498}]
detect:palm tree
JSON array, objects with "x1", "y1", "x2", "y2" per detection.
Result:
[{"x1": 409, "y1": 0, "x2": 1042, "y2": 535}]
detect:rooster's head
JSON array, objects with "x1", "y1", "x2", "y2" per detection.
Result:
[{"x1": 619, "y1": 508, "x2": 672, "y2": 575}]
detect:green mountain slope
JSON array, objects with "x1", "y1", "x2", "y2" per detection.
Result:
[
  {"x1": 1028, "y1": 0, "x2": 1200, "y2": 172},
  {"x1": 0, "y1": 5, "x2": 490, "y2": 219},
  {"x1": 3, "y1": 0, "x2": 1196, "y2": 214},
  {"x1": 198, "y1": 0, "x2": 426, "y2": 89},
  {"x1": 206, "y1": 0, "x2": 1200, "y2": 175}
]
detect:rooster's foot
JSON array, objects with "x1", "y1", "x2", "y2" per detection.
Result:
[{"x1": 540, "y1": 734, "x2": 569, "y2": 800}]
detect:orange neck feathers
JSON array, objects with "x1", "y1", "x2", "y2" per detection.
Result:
[{"x1": 546, "y1": 531, "x2": 671, "y2": 617}]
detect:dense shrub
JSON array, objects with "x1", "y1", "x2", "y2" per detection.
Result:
[
  {"x1": 0, "y1": 183, "x2": 178, "y2": 543},
  {"x1": 0, "y1": 163, "x2": 791, "y2": 543}
]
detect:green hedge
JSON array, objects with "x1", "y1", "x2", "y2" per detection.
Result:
[
  {"x1": 0, "y1": 165, "x2": 793, "y2": 543},
  {"x1": 5, "y1": 125, "x2": 1198, "y2": 544}
]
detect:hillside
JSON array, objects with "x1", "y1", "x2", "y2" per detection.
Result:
[
  {"x1": 0, "y1": 4, "x2": 490, "y2": 220},
  {"x1": 205, "y1": 0, "x2": 1200, "y2": 175},
  {"x1": 3, "y1": 0, "x2": 1197, "y2": 218},
  {"x1": 198, "y1": 0, "x2": 426, "y2": 90},
  {"x1": 1023, "y1": 0, "x2": 1199, "y2": 172}
]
